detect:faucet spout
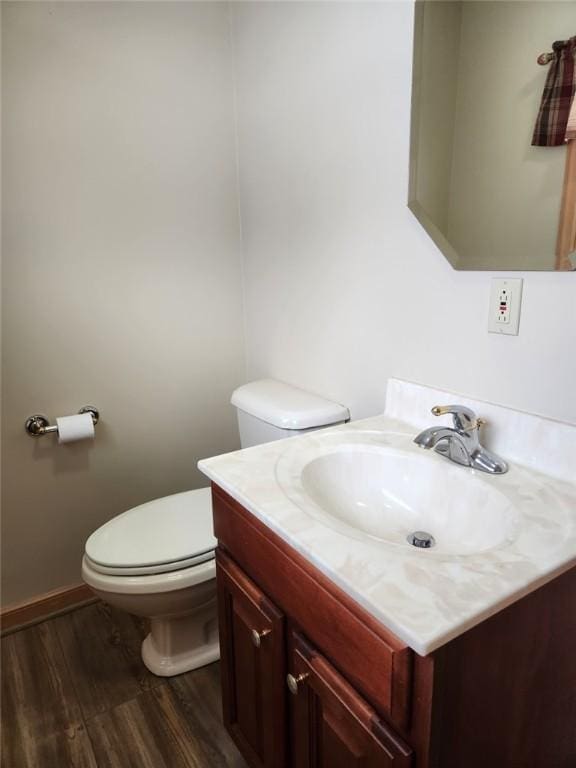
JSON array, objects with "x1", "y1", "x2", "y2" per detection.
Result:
[
  {"x1": 415, "y1": 426, "x2": 472, "y2": 467},
  {"x1": 414, "y1": 426, "x2": 461, "y2": 450}
]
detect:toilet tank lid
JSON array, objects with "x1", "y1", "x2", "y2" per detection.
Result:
[{"x1": 231, "y1": 379, "x2": 349, "y2": 430}]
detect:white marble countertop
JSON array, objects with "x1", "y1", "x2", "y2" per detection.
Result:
[{"x1": 198, "y1": 380, "x2": 576, "y2": 656}]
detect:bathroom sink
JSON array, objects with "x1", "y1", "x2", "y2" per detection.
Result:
[
  {"x1": 299, "y1": 445, "x2": 518, "y2": 555},
  {"x1": 275, "y1": 431, "x2": 535, "y2": 556}
]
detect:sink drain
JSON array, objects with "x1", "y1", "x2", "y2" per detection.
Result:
[{"x1": 407, "y1": 531, "x2": 436, "y2": 549}]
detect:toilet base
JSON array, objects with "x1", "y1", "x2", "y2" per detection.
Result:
[
  {"x1": 140, "y1": 598, "x2": 220, "y2": 677},
  {"x1": 142, "y1": 633, "x2": 220, "y2": 677}
]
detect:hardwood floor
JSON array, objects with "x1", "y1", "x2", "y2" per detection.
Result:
[{"x1": 1, "y1": 602, "x2": 248, "y2": 768}]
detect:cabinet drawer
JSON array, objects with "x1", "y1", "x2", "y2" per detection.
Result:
[
  {"x1": 213, "y1": 485, "x2": 412, "y2": 730},
  {"x1": 288, "y1": 631, "x2": 413, "y2": 767}
]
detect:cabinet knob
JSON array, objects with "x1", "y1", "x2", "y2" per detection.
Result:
[
  {"x1": 286, "y1": 672, "x2": 309, "y2": 695},
  {"x1": 251, "y1": 628, "x2": 271, "y2": 648}
]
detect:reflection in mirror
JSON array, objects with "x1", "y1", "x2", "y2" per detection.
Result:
[{"x1": 409, "y1": 1, "x2": 576, "y2": 271}]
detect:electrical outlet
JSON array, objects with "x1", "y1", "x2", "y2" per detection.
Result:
[
  {"x1": 488, "y1": 278, "x2": 523, "y2": 335},
  {"x1": 496, "y1": 286, "x2": 511, "y2": 324}
]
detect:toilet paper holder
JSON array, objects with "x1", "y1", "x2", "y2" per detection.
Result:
[{"x1": 25, "y1": 406, "x2": 100, "y2": 437}]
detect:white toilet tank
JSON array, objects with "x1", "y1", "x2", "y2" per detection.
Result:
[{"x1": 231, "y1": 379, "x2": 349, "y2": 449}]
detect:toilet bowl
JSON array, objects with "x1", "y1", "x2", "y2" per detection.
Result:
[
  {"x1": 82, "y1": 487, "x2": 219, "y2": 676},
  {"x1": 82, "y1": 379, "x2": 349, "y2": 677}
]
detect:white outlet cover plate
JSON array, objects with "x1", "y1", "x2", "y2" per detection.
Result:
[{"x1": 488, "y1": 278, "x2": 523, "y2": 335}]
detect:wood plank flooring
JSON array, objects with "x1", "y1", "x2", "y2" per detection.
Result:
[{"x1": 1, "y1": 602, "x2": 248, "y2": 768}]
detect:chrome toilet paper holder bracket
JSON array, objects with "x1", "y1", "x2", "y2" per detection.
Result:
[{"x1": 25, "y1": 406, "x2": 100, "y2": 437}]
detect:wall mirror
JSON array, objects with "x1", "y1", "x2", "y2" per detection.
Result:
[{"x1": 409, "y1": 0, "x2": 576, "y2": 271}]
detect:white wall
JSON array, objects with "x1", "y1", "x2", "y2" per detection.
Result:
[
  {"x1": 2, "y1": 2, "x2": 244, "y2": 605},
  {"x1": 232, "y1": 2, "x2": 576, "y2": 425}
]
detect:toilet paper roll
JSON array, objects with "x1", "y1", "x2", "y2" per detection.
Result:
[{"x1": 56, "y1": 413, "x2": 95, "y2": 444}]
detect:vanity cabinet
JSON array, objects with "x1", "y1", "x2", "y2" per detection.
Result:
[
  {"x1": 212, "y1": 484, "x2": 576, "y2": 768},
  {"x1": 217, "y1": 546, "x2": 413, "y2": 768}
]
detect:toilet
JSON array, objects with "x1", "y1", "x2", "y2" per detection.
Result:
[{"x1": 81, "y1": 379, "x2": 349, "y2": 676}]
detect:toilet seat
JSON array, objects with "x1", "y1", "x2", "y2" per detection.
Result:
[
  {"x1": 84, "y1": 549, "x2": 215, "y2": 577},
  {"x1": 82, "y1": 555, "x2": 216, "y2": 595},
  {"x1": 84, "y1": 487, "x2": 215, "y2": 577}
]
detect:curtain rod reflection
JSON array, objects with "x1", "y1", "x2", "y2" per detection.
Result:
[{"x1": 537, "y1": 51, "x2": 555, "y2": 65}]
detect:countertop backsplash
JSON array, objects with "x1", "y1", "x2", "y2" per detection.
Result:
[{"x1": 385, "y1": 378, "x2": 576, "y2": 485}]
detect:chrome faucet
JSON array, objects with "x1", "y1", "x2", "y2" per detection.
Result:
[{"x1": 414, "y1": 405, "x2": 508, "y2": 474}]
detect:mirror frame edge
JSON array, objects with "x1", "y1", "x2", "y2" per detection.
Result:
[{"x1": 408, "y1": 0, "x2": 461, "y2": 271}]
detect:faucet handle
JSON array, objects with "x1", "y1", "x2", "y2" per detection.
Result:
[{"x1": 431, "y1": 404, "x2": 478, "y2": 433}]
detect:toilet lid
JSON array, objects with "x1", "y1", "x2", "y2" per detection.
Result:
[{"x1": 85, "y1": 488, "x2": 216, "y2": 572}]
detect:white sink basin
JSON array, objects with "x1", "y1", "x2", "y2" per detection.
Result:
[
  {"x1": 299, "y1": 445, "x2": 518, "y2": 555},
  {"x1": 275, "y1": 431, "x2": 544, "y2": 556}
]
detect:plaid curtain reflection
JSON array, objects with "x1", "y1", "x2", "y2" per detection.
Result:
[{"x1": 532, "y1": 36, "x2": 576, "y2": 147}]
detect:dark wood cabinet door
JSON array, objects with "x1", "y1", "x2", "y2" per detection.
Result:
[
  {"x1": 216, "y1": 548, "x2": 286, "y2": 768},
  {"x1": 288, "y1": 631, "x2": 413, "y2": 768}
]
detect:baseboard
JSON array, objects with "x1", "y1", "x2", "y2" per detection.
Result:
[{"x1": 1, "y1": 583, "x2": 98, "y2": 636}]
